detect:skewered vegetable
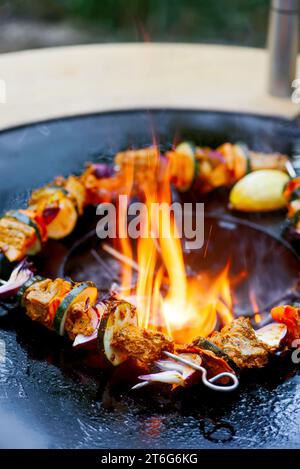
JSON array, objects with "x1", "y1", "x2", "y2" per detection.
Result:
[
  {"x1": 98, "y1": 300, "x2": 139, "y2": 366},
  {"x1": 0, "y1": 260, "x2": 298, "y2": 393},
  {"x1": 53, "y1": 282, "x2": 98, "y2": 336},
  {"x1": 0, "y1": 139, "x2": 297, "y2": 396},
  {"x1": 255, "y1": 323, "x2": 288, "y2": 351},
  {"x1": 73, "y1": 303, "x2": 104, "y2": 348},
  {"x1": 0, "y1": 141, "x2": 290, "y2": 263},
  {"x1": 17, "y1": 274, "x2": 45, "y2": 306},
  {"x1": 166, "y1": 141, "x2": 198, "y2": 192},
  {"x1": 137, "y1": 352, "x2": 203, "y2": 388},
  {"x1": 271, "y1": 304, "x2": 300, "y2": 344},
  {"x1": 283, "y1": 177, "x2": 300, "y2": 237},
  {"x1": 0, "y1": 260, "x2": 33, "y2": 299},
  {"x1": 192, "y1": 337, "x2": 240, "y2": 374},
  {"x1": 29, "y1": 186, "x2": 78, "y2": 239},
  {"x1": 229, "y1": 170, "x2": 289, "y2": 212}
]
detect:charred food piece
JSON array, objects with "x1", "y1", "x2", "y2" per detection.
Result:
[
  {"x1": 208, "y1": 317, "x2": 270, "y2": 370},
  {"x1": 271, "y1": 304, "x2": 300, "y2": 345},
  {"x1": 111, "y1": 325, "x2": 174, "y2": 366}
]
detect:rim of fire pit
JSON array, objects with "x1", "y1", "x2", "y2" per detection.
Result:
[
  {"x1": 1, "y1": 108, "x2": 300, "y2": 449},
  {"x1": 1, "y1": 107, "x2": 300, "y2": 135}
]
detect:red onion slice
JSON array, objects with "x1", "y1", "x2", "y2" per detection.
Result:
[
  {"x1": 73, "y1": 302, "x2": 105, "y2": 349},
  {"x1": 256, "y1": 323, "x2": 288, "y2": 349},
  {"x1": 0, "y1": 259, "x2": 33, "y2": 299}
]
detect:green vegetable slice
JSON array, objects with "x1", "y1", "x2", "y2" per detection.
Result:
[
  {"x1": 236, "y1": 142, "x2": 251, "y2": 174},
  {"x1": 17, "y1": 275, "x2": 45, "y2": 306},
  {"x1": 53, "y1": 282, "x2": 98, "y2": 336},
  {"x1": 175, "y1": 141, "x2": 197, "y2": 192},
  {"x1": 193, "y1": 337, "x2": 240, "y2": 374}
]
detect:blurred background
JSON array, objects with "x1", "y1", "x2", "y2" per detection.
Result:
[{"x1": 0, "y1": 0, "x2": 270, "y2": 53}]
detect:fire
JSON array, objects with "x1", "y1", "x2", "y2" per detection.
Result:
[
  {"x1": 249, "y1": 287, "x2": 262, "y2": 324},
  {"x1": 112, "y1": 145, "x2": 237, "y2": 343}
]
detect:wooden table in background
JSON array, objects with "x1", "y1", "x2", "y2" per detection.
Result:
[{"x1": 0, "y1": 43, "x2": 299, "y2": 130}]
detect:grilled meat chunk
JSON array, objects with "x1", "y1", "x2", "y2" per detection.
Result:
[
  {"x1": 23, "y1": 278, "x2": 71, "y2": 329},
  {"x1": 64, "y1": 300, "x2": 95, "y2": 340},
  {"x1": 249, "y1": 151, "x2": 288, "y2": 172},
  {"x1": 111, "y1": 325, "x2": 174, "y2": 365},
  {"x1": 209, "y1": 317, "x2": 270, "y2": 370},
  {"x1": 0, "y1": 216, "x2": 37, "y2": 261}
]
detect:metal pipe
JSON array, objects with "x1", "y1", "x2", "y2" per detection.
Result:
[{"x1": 268, "y1": 0, "x2": 299, "y2": 97}]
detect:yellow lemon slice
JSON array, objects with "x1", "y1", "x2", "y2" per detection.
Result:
[{"x1": 229, "y1": 170, "x2": 289, "y2": 212}]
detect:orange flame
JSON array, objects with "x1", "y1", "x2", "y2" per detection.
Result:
[
  {"x1": 113, "y1": 145, "x2": 237, "y2": 343},
  {"x1": 249, "y1": 287, "x2": 262, "y2": 324}
]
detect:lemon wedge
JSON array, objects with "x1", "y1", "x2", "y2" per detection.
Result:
[{"x1": 229, "y1": 170, "x2": 289, "y2": 212}]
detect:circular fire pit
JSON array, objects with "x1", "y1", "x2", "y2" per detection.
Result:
[
  {"x1": 0, "y1": 109, "x2": 300, "y2": 449},
  {"x1": 63, "y1": 215, "x2": 300, "y2": 330}
]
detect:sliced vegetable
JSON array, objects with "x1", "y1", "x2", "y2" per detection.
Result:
[
  {"x1": 91, "y1": 163, "x2": 114, "y2": 179},
  {"x1": 193, "y1": 337, "x2": 240, "y2": 374},
  {"x1": 255, "y1": 323, "x2": 287, "y2": 350},
  {"x1": 271, "y1": 304, "x2": 300, "y2": 344},
  {"x1": 46, "y1": 197, "x2": 78, "y2": 239},
  {"x1": 48, "y1": 185, "x2": 69, "y2": 196},
  {"x1": 64, "y1": 176, "x2": 86, "y2": 215},
  {"x1": 16, "y1": 275, "x2": 44, "y2": 306},
  {"x1": 235, "y1": 142, "x2": 251, "y2": 175},
  {"x1": 176, "y1": 141, "x2": 196, "y2": 157},
  {"x1": 29, "y1": 186, "x2": 78, "y2": 239},
  {"x1": 229, "y1": 170, "x2": 289, "y2": 212},
  {"x1": 98, "y1": 300, "x2": 138, "y2": 366},
  {"x1": 290, "y1": 187, "x2": 300, "y2": 201},
  {"x1": 0, "y1": 260, "x2": 34, "y2": 299},
  {"x1": 168, "y1": 141, "x2": 198, "y2": 192},
  {"x1": 73, "y1": 303, "x2": 104, "y2": 349},
  {"x1": 30, "y1": 186, "x2": 69, "y2": 205},
  {"x1": 291, "y1": 210, "x2": 300, "y2": 226},
  {"x1": 134, "y1": 352, "x2": 203, "y2": 389},
  {"x1": 53, "y1": 282, "x2": 98, "y2": 336}
]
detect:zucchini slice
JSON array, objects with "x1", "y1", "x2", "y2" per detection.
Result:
[
  {"x1": 53, "y1": 282, "x2": 98, "y2": 336},
  {"x1": 6, "y1": 210, "x2": 42, "y2": 244},
  {"x1": 175, "y1": 141, "x2": 197, "y2": 192},
  {"x1": 48, "y1": 185, "x2": 69, "y2": 196},
  {"x1": 236, "y1": 142, "x2": 251, "y2": 175},
  {"x1": 16, "y1": 275, "x2": 45, "y2": 306},
  {"x1": 290, "y1": 187, "x2": 300, "y2": 201},
  {"x1": 193, "y1": 337, "x2": 240, "y2": 374},
  {"x1": 291, "y1": 209, "x2": 300, "y2": 226},
  {"x1": 98, "y1": 300, "x2": 138, "y2": 366}
]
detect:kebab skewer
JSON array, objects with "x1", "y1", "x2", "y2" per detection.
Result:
[
  {"x1": 114, "y1": 142, "x2": 288, "y2": 194},
  {"x1": 283, "y1": 177, "x2": 300, "y2": 238},
  {"x1": 0, "y1": 261, "x2": 298, "y2": 393},
  {"x1": 0, "y1": 142, "x2": 289, "y2": 264}
]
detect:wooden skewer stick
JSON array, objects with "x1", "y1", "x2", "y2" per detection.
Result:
[{"x1": 102, "y1": 243, "x2": 140, "y2": 272}]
